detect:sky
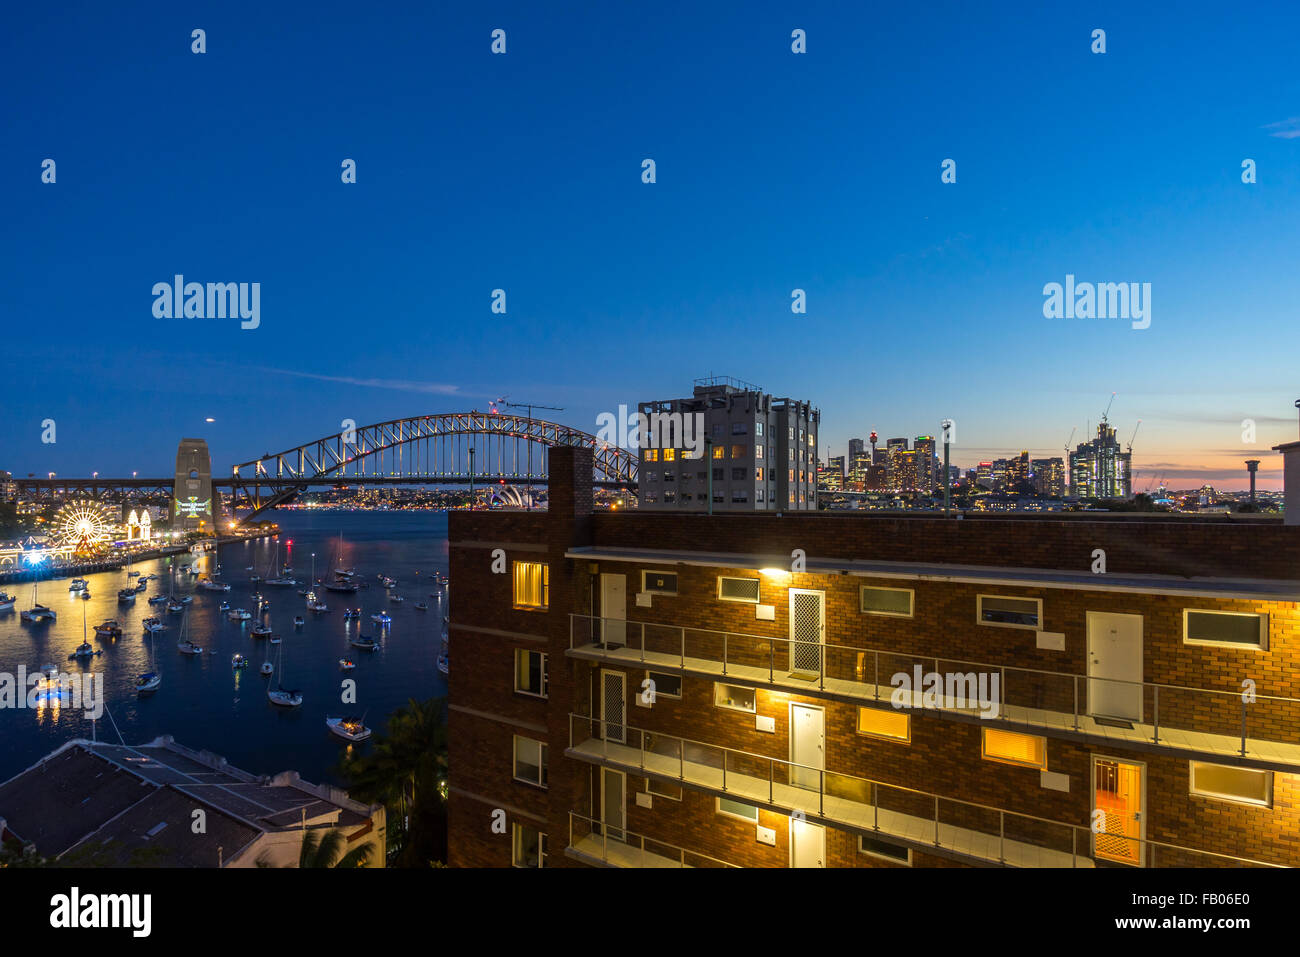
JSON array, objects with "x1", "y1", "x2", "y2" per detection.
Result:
[{"x1": 2, "y1": 1, "x2": 1298, "y2": 489}]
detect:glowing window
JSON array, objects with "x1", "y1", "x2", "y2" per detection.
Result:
[
  {"x1": 1190, "y1": 762, "x2": 1272, "y2": 807},
  {"x1": 857, "y1": 707, "x2": 910, "y2": 742},
  {"x1": 512, "y1": 562, "x2": 548, "y2": 610},
  {"x1": 981, "y1": 729, "x2": 1046, "y2": 769}
]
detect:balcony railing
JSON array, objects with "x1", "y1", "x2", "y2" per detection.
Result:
[
  {"x1": 566, "y1": 810, "x2": 741, "y2": 868},
  {"x1": 566, "y1": 712, "x2": 1287, "y2": 868},
  {"x1": 569, "y1": 614, "x2": 1300, "y2": 768}
]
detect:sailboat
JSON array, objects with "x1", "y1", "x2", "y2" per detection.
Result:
[
  {"x1": 21, "y1": 581, "x2": 56, "y2": 623},
  {"x1": 71, "y1": 604, "x2": 98, "y2": 659},
  {"x1": 137, "y1": 622, "x2": 161, "y2": 694},
  {"x1": 326, "y1": 532, "x2": 358, "y2": 593},
  {"x1": 267, "y1": 638, "x2": 303, "y2": 707},
  {"x1": 264, "y1": 541, "x2": 297, "y2": 586},
  {"x1": 176, "y1": 611, "x2": 203, "y2": 655}
]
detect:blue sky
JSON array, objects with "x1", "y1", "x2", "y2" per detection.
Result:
[{"x1": 3, "y1": 1, "x2": 1298, "y2": 488}]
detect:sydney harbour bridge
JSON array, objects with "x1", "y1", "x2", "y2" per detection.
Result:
[{"x1": 10, "y1": 412, "x2": 639, "y2": 521}]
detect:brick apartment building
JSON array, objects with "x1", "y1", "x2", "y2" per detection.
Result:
[{"x1": 447, "y1": 446, "x2": 1300, "y2": 868}]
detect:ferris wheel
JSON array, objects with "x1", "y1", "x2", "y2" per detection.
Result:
[{"x1": 56, "y1": 501, "x2": 113, "y2": 553}]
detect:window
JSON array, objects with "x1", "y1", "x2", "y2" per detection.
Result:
[
  {"x1": 663, "y1": 470, "x2": 675, "y2": 482},
  {"x1": 714, "y1": 682, "x2": 756, "y2": 713},
  {"x1": 662, "y1": 448, "x2": 676, "y2": 461},
  {"x1": 644, "y1": 470, "x2": 658, "y2": 483},
  {"x1": 717, "y1": 576, "x2": 760, "y2": 603},
  {"x1": 646, "y1": 671, "x2": 682, "y2": 698},
  {"x1": 755, "y1": 422, "x2": 764, "y2": 436},
  {"x1": 731, "y1": 422, "x2": 747, "y2": 435},
  {"x1": 712, "y1": 446, "x2": 724, "y2": 459},
  {"x1": 756, "y1": 489, "x2": 765, "y2": 502},
  {"x1": 712, "y1": 467, "x2": 724, "y2": 481},
  {"x1": 644, "y1": 449, "x2": 658, "y2": 462},
  {"x1": 755, "y1": 444, "x2": 764, "y2": 459},
  {"x1": 1189, "y1": 762, "x2": 1272, "y2": 807},
  {"x1": 512, "y1": 562, "x2": 548, "y2": 610},
  {"x1": 977, "y1": 595, "x2": 1041, "y2": 629},
  {"x1": 642, "y1": 571, "x2": 678, "y2": 595},
  {"x1": 860, "y1": 586, "x2": 913, "y2": 618},
  {"x1": 514, "y1": 649, "x2": 547, "y2": 698},
  {"x1": 644, "y1": 492, "x2": 658, "y2": 503},
  {"x1": 513, "y1": 736, "x2": 548, "y2": 787},
  {"x1": 512, "y1": 824, "x2": 547, "y2": 867},
  {"x1": 1183, "y1": 610, "x2": 1268, "y2": 651},
  {"x1": 731, "y1": 445, "x2": 746, "y2": 459},
  {"x1": 648, "y1": 778, "x2": 682, "y2": 800},
  {"x1": 755, "y1": 468, "x2": 764, "y2": 481},
  {"x1": 731, "y1": 490, "x2": 748, "y2": 503},
  {"x1": 858, "y1": 834, "x2": 911, "y2": 865},
  {"x1": 982, "y1": 729, "x2": 1046, "y2": 769},
  {"x1": 857, "y1": 706, "x2": 910, "y2": 742},
  {"x1": 731, "y1": 468, "x2": 746, "y2": 481},
  {"x1": 716, "y1": 797, "x2": 759, "y2": 822},
  {"x1": 663, "y1": 490, "x2": 676, "y2": 503}
]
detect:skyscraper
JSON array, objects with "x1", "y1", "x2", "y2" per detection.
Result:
[{"x1": 1069, "y1": 423, "x2": 1132, "y2": 499}]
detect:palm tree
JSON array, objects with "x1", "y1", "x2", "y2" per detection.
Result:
[
  {"x1": 298, "y1": 828, "x2": 374, "y2": 868},
  {"x1": 343, "y1": 696, "x2": 448, "y2": 866}
]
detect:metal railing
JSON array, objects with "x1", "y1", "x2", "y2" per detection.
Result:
[
  {"x1": 570, "y1": 614, "x2": 1300, "y2": 761},
  {"x1": 566, "y1": 810, "x2": 741, "y2": 868},
  {"x1": 567, "y1": 712, "x2": 1286, "y2": 868}
]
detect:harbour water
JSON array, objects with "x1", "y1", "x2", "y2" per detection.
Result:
[{"x1": 0, "y1": 511, "x2": 449, "y2": 787}]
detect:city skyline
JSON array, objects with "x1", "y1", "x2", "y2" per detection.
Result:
[{"x1": 4, "y1": 1, "x2": 1299, "y2": 488}]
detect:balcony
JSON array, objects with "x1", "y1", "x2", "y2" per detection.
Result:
[
  {"x1": 568, "y1": 614, "x2": 1300, "y2": 772},
  {"x1": 566, "y1": 713, "x2": 1285, "y2": 868},
  {"x1": 565, "y1": 811, "x2": 740, "y2": 868}
]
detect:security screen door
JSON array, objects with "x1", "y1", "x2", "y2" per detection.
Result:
[{"x1": 789, "y1": 589, "x2": 825, "y2": 677}]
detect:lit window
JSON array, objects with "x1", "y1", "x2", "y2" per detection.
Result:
[
  {"x1": 662, "y1": 448, "x2": 676, "y2": 462},
  {"x1": 512, "y1": 824, "x2": 547, "y2": 867},
  {"x1": 857, "y1": 706, "x2": 910, "y2": 742},
  {"x1": 755, "y1": 444, "x2": 764, "y2": 458},
  {"x1": 731, "y1": 445, "x2": 746, "y2": 459},
  {"x1": 513, "y1": 736, "x2": 548, "y2": 787},
  {"x1": 755, "y1": 468, "x2": 764, "y2": 480},
  {"x1": 755, "y1": 423, "x2": 764, "y2": 436},
  {"x1": 717, "y1": 797, "x2": 758, "y2": 822},
  {"x1": 1183, "y1": 610, "x2": 1268, "y2": 650},
  {"x1": 514, "y1": 649, "x2": 547, "y2": 698},
  {"x1": 713, "y1": 682, "x2": 756, "y2": 713},
  {"x1": 513, "y1": 561, "x2": 549, "y2": 610},
  {"x1": 982, "y1": 729, "x2": 1046, "y2": 769},
  {"x1": 860, "y1": 586, "x2": 913, "y2": 618},
  {"x1": 644, "y1": 449, "x2": 658, "y2": 462},
  {"x1": 1190, "y1": 762, "x2": 1272, "y2": 807},
  {"x1": 712, "y1": 446, "x2": 725, "y2": 459}
]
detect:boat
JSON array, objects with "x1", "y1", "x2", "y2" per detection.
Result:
[
  {"x1": 167, "y1": 600, "x2": 184, "y2": 614},
  {"x1": 264, "y1": 542, "x2": 296, "y2": 586},
  {"x1": 325, "y1": 579, "x2": 358, "y2": 594},
  {"x1": 339, "y1": 658, "x2": 356, "y2": 671},
  {"x1": 389, "y1": 595, "x2": 405, "y2": 604},
  {"x1": 18, "y1": 580, "x2": 57, "y2": 622},
  {"x1": 370, "y1": 611, "x2": 392, "y2": 625},
  {"x1": 306, "y1": 591, "x2": 327, "y2": 612},
  {"x1": 343, "y1": 608, "x2": 361, "y2": 621},
  {"x1": 437, "y1": 649, "x2": 449, "y2": 675},
  {"x1": 228, "y1": 608, "x2": 252, "y2": 621},
  {"x1": 349, "y1": 635, "x2": 380, "y2": 652},
  {"x1": 177, "y1": 595, "x2": 192, "y2": 604},
  {"x1": 413, "y1": 602, "x2": 428, "y2": 611},
  {"x1": 251, "y1": 623, "x2": 272, "y2": 638},
  {"x1": 134, "y1": 578, "x2": 148, "y2": 592},
  {"x1": 94, "y1": 620, "x2": 123, "y2": 639},
  {"x1": 69, "y1": 579, "x2": 88, "y2": 592},
  {"x1": 142, "y1": 617, "x2": 166, "y2": 634},
  {"x1": 198, "y1": 578, "x2": 231, "y2": 592},
  {"x1": 266, "y1": 640, "x2": 302, "y2": 708},
  {"x1": 80, "y1": 590, "x2": 91, "y2": 599},
  {"x1": 71, "y1": 604, "x2": 100, "y2": 660},
  {"x1": 127, "y1": 570, "x2": 140, "y2": 578},
  {"x1": 219, "y1": 600, "x2": 231, "y2": 612},
  {"x1": 231, "y1": 653, "x2": 249, "y2": 670},
  {"x1": 117, "y1": 588, "x2": 137, "y2": 603},
  {"x1": 269, "y1": 634, "x2": 281, "y2": 644},
  {"x1": 148, "y1": 594, "x2": 169, "y2": 605},
  {"x1": 379, "y1": 575, "x2": 397, "y2": 588},
  {"x1": 259, "y1": 660, "x2": 274, "y2": 676},
  {"x1": 326, "y1": 716, "x2": 372, "y2": 742},
  {"x1": 293, "y1": 616, "x2": 304, "y2": 627},
  {"x1": 176, "y1": 611, "x2": 202, "y2": 655},
  {"x1": 0, "y1": 593, "x2": 15, "y2": 611}
]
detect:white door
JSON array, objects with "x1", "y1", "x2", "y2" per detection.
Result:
[
  {"x1": 789, "y1": 589, "x2": 826, "y2": 676},
  {"x1": 790, "y1": 817, "x2": 825, "y2": 868},
  {"x1": 601, "y1": 768, "x2": 626, "y2": 842},
  {"x1": 790, "y1": 704, "x2": 825, "y2": 791},
  {"x1": 1087, "y1": 612, "x2": 1143, "y2": 722},
  {"x1": 600, "y1": 573, "x2": 626, "y2": 647},
  {"x1": 601, "y1": 669, "x2": 627, "y2": 744}
]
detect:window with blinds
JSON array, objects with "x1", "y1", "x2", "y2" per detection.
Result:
[
  {"x1": 981, "y1": 728, "x2": 1047, "y2": 769},
  {"x1": 717, "y1": 576, "x2": 760, "y2": 603},
  {"x1": 512, "y1": 561, "x2": 549, "y2": 610}
]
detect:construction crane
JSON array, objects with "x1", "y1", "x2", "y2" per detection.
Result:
[
  {"x1": 496, "y1": 397, "x2": 565, "y2": 511},
  {"x1": 1127, "y1": 421, "x2": 1141, "y2": 453},
  {"x1": 1063, "y1": 427, "x2": 1076, "y2": 455},
  {"x1": 1101, "y1": 391, "x2": 1117, "y2": 424}
]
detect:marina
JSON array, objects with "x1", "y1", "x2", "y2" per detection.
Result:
[{"x1": 0, "y1": 511, "x2": 449, "y2": 787}]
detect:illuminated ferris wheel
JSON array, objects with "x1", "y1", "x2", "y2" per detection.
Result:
[{"x1": 56, "y1": 501, "x2": 113, "y2": 554}]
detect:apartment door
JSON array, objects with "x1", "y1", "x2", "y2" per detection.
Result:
[
  {"x1": 1093, "y1": 757, "x2": 1144, "y2": 865},
  {"x1": 789, "y1": 589, "x2": 826, "y2": 677},
  {"x1": 1087, "y1": 612, "x2": 1143, "y2": 722},
  {"x1": 790, "y1": 817, "x2": 826, "y2": 868},
  {"x1": 790, "y1": 703, "x2": 825, "y2": 791},
  {"x1": 600, "y1": 573, "x2": 626, "y2": 647},
  {"x1": 601, "y1": 768, "x2": 626, "y2": 842},
  {"x1": 601, "y1": 669, "x2": 627, "y2": 744}
]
